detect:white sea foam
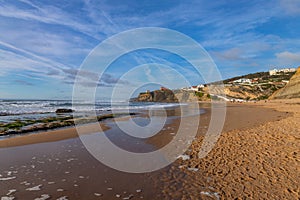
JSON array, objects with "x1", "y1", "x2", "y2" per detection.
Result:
[
  {"x1": 1, "y1": 197, "x2": 15, "y2": 200},
  {"x1": 177, "y1": 154, "x2": 190, "y2": 161},
  {"x1": 34, "y1": 194, "x2": 50, "y2": 200},
  {"x1": 56, "y1": 196, "x2": 68, "y2": 200},
  {"x1": 6, "y1": 190, "x2": 16, "y2": 196},
  {"x1": 187, "y1": 167, "x2": 199, "y2": 172},
  {"x1": 0, "y1": 100, "x2": 177, "y2": 115},
  {"x1": 0, "y1": 177, "x2": 16, "y2": 181},
  {"x1": 200, "y1": 191, "x2": 220, "y2": 200},
  {"x1": 26, "y1": 184, "x2": 42, "y2": 191}
]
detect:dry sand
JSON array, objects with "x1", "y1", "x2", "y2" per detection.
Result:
[
  {"x1": 0, "y1": 101, "x2": 298, "y2": 199},
  {"x1": 159, "y1": 99, "x2": 299, "y2": 200}
]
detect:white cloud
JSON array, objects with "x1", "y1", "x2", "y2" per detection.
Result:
[
  {"x1": 0, "y1": 49, "x2": 52, "y2": 75},
  {"x1": 280, "y1": 0, "x2": 300, "y2": 15},
  {"x1": 275, "y1": 51, "x2": 300, "y2": 66},
  {"x1": 0, "y1": 1, "x2": 100, "y2": 40}
]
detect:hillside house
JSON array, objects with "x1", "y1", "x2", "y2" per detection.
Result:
[
  {"x1": 182, "y1": 84, "x2": 204, "y2": 92},
  {"x1": 233, "y1": 78, "x2": 252, "y2": 84},
  {"x1": 269, "y1": 68, "x2": 296, "y2": 75}
]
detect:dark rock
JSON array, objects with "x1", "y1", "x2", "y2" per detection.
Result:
[{"x1": 55, "y1": 108, "x2": 73, "y2": 113}]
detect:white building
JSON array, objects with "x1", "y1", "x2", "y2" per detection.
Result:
[
  {"x1": 269, "y1": 68, "x2": 296, "y2": 75},
  {"x1": 233, "y1": 78, "x2": 251, "y2": 84},
  {"x1": 181, "y1": 84, "x2": 205, "y2": 92}
]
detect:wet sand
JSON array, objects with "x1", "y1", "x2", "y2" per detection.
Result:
[
  {"x1": 0, "y1": 102, "x2": 296, "y2": 199},
  {"x1": 0, "y1": 123, "x2": 110, "y2": 148}
]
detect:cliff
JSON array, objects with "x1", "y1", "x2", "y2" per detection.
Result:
[
  {"x1": 270, "y1": 67, "x2": 300, "y2": 99},
  {"x1": 133, "y1": 89, "x2": 179, "y2": 103}
]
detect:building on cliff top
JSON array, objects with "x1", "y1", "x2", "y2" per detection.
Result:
[{"x1": 269, "y1": 68, "x2": 296, "y2": 75}]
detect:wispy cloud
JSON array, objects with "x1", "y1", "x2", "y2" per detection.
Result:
[
  {"x1": 0, "y1": 0, "x2": 100, "y2": 40},
  {"x1": 275, "y1": 51, "x2": 300, "y2": 65},
  {"x1": 280, "y1": 0, "x2": 300, "y2": 15},
  {"x1": 0, "y1": 0, "x2": 299, "y2": 98},
  {"x1": 15, "y1": 79, "x2": 34, "y2": 86}
]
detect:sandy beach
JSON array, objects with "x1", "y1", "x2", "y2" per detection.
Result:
[
  {"x1": 160, "y1": 99, "x2": 299, "y2": 200},
  {"x1": 0, "y1": 101, "x2": 299, "y2": 199}
]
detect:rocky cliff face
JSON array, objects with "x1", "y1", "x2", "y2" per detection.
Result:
[
  {"x1": 270, "y1": 67, "x2": 300, "y2": 99},
  {"x1": 133, "y1": 89, "x2": 179, "y2": 103}
]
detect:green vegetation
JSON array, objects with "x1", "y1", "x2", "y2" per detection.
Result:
[
  {"x1": 257, "y1": 95, "x2": 269, "y2": 100},
  {"x1": 0, "y1": 120, "x2": 26, "y2": 130},
  {"x1": 211, "y1": 71, "x2": 295, "y2": 85},
  {"x1": 0, "y1": 113, "x2": 136, "y2": 136},
  {"x1": 195, "y1": 91, "x2": 204, "y2": 97}
]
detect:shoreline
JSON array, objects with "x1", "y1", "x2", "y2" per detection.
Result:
[{"x1": 0, "y1": 103, "x2": 200, "y2": 148}]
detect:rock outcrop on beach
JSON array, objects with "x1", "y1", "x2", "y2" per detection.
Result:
[
  {"x1": 270, "y1": 67, "x2": 300, "y2": 99},
  {"x1": 0, "y1": 113, "x2": 135, "y2": 136},
  {"x1": 55, "y1": 108, "x2": 73, "y2": 113},
  {"x1": 133, "y1": 88, "x2": 179, "y2": 103}
]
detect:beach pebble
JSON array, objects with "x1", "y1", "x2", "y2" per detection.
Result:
[
  {"x1": 78, "y1": 176, "x2": 84, "y2": 179},
  {"x1": 34, "y1": 194, "x2": 50, "y2": 200},
  {"x1": 116, "y1": 194, "x2": 121, "y2": 198},
  {"x1": 136, "y1": 189, "x2": 142, "y2": 193},
  {"x1": 94, "y1": 193, "x2": 102, "y2": 197},
  {"x1": 107, "y1": 187, "x2": 113, "y2": 190},
  {"x1": 47, "y1": 182, "x2": 55, "y2": 185},
  {"x1": 57, "y1": 189, "x2": 64, "y2": 192}
]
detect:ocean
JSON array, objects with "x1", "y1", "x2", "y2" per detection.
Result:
[{"x1": 0, "y1": 99, "x2": 181, "y2": 123}]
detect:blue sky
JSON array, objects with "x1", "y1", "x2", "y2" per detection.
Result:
[{"x1": 0, "y1": 0, "x2": 300, "y2": 99}]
